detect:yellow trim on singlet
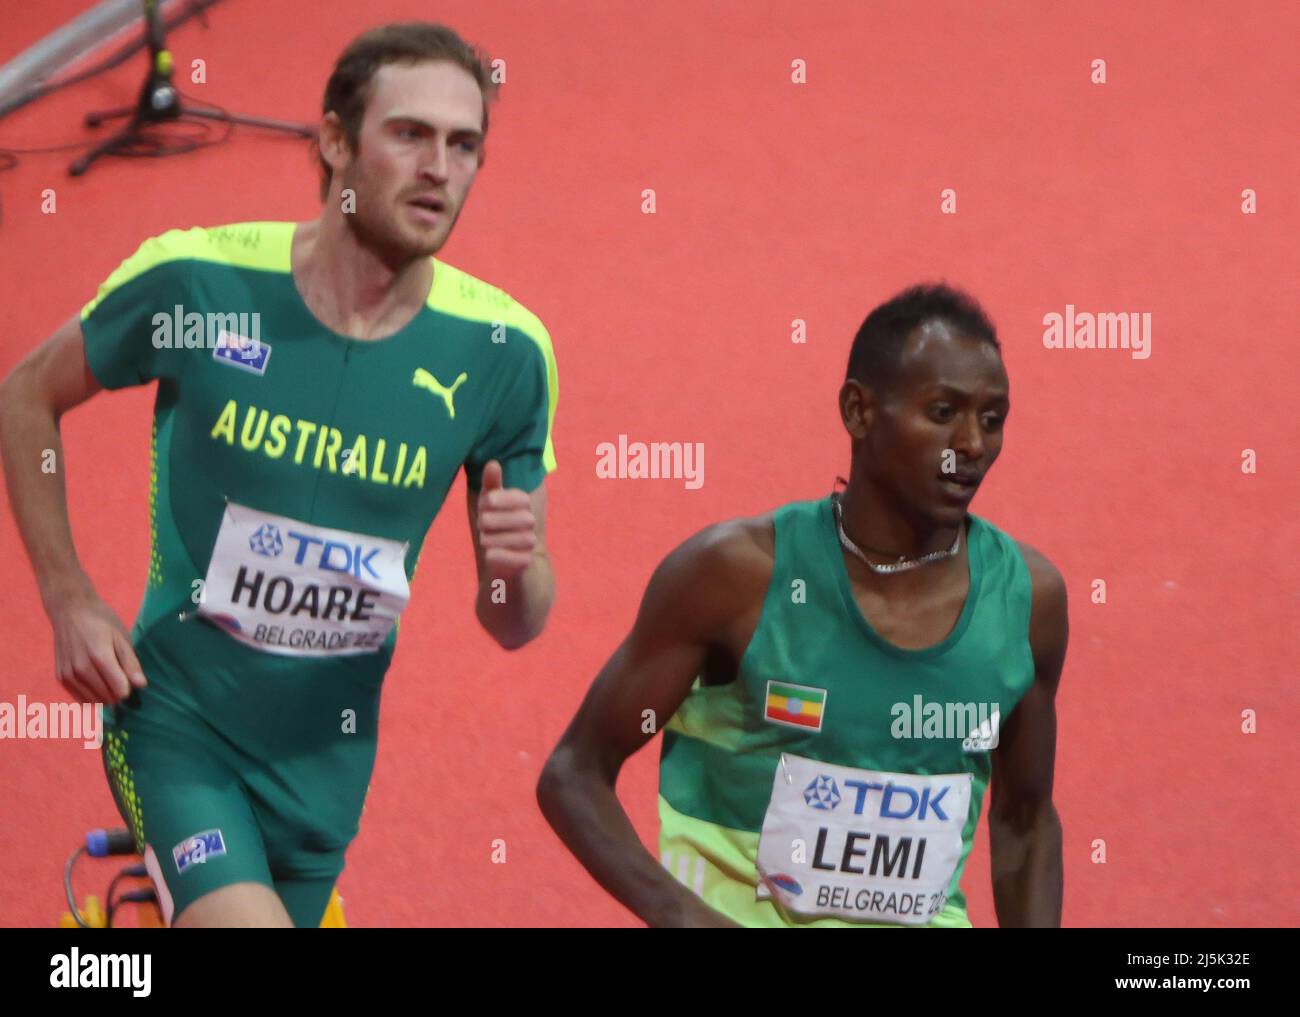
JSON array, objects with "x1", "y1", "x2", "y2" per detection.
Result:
[
  {"x1": 424, "y1": 251, "x2": 559, "y2": 475},
  {"x1": 80, "y1": 221, "x2": 559, "y2": 475},
  {"x1": 658, "y1": 795, "x2": 973, "y2": 928}
]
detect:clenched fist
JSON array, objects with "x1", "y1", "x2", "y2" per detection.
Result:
[{"x1": 475, "y1": 460, "x2": 537, "y2": 579}]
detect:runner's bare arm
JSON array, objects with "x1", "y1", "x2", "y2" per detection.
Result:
[
  {"x1": 988, "y1": 542, "x2": 1068, "y2": 927},
  {"x1": 537, "y1": 520, "x2": 769, "y2": 928},
  {"x1": 0, "y1": 313, "x2": 145, "y2": 703},
  {"x1": 0, "y1": 314, "x2": 103, "y2": 607}
]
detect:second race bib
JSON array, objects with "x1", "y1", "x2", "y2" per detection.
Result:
[{"x1": 755, "y1": 753, "x2": 972, "y2": 925}]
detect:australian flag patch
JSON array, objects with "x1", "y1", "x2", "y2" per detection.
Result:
[
  {"x1": 173, "y1": 829, "x2": 227, "y2": 874},
  {"x1": 213, "y1": 329, "x2": 271, "y2": 375}
]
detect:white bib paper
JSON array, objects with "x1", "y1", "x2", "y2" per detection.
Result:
[
  {"x1": 197, "y1": 501, "x2": 410, "y2": 657},
  {"x1": 755, "y1": 753, "x2": 972, "y2": 925}
]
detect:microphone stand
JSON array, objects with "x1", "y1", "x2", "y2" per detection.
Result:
[{"x1": 70, "y1": 0, "x2": 314, "y2": 177}]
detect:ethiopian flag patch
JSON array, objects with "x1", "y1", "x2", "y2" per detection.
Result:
[{"x1": 764, "y1": 681, "x2": 826, "y2": 731}]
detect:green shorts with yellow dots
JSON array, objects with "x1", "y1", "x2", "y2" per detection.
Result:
[{"x1": 100, "y1": 615, "x2": 383, "y2": 927}]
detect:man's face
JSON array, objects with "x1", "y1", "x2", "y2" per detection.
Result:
[
  {"x1": 330, "y1": 60, "x2": 485, "y2": 262},
  {"x1": 851, "y1": 319, "x2": 1010, "y2": 527}
]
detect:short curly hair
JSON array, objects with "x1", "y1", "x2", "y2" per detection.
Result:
[{"x1": 847, "y1": 283, "x2": 1000, "y2": 392}]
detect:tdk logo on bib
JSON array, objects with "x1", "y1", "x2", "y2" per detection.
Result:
[
  {"x1": 286, "y1": 532, "x2": 384, "y2": 580},
  {"x1": 249, "y1": 523, "x2": 283, "y2": 556},
  {"x1": 247, "y1": 523, "x2": 385, "y2": 580},
  {"x1": 213, "y1": 330, "x2": 271, "y2": 375},
  {"x1": 804, "y1": 772, "x2": 950, "y2": 821},
  {"x1": 804, "y1": 775, "x2": 841, "y2": 811},
  {"x1": 842, "y1": 781, "x2": 952, "y2": 821}
]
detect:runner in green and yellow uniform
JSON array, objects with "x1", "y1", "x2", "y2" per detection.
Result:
[
  {"x1": 1, "y1": 24, "x2": 556, "y2": 927},
  {"x1": 539, "y1": 284, "x2": 1068, "y2": 928}
]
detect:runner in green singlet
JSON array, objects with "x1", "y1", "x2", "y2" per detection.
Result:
[
  {"x1": 0, "y1": 24, "x2": 557, "y2": 927},
  {"x1": 539, "y1": 284, "x2": 1067, "y2": 928}
]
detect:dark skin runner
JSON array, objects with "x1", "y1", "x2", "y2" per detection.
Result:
[{"x1": 538, "y1": 319, "x2": 1068, "y2": 928}]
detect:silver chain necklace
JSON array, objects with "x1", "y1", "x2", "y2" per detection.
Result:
[{"x1": 831, "y1": 492, "x2": 960, "y2": 575}]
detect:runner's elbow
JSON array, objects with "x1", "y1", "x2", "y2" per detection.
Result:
[
  {"x1": 489, "y1": 625, "x2": 535, "y2": 651},
  {"x1": 538, "y1": 740, "x2": 605, "y2": 801},
  {"x1": 0, "y1": 356, "x2": 62, "y2": 430},
  {"x1": 989, "y1": 794, "x2": 1058, "y2": 835},
  {"x1": 536, "y1": 748, "x2": 578, "y2": 816}
]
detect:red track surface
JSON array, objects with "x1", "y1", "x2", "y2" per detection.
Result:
[{"x1": 1, "y1": 1, "x2": 1296, "y2": 927}]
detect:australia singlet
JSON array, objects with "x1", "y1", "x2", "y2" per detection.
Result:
[
  {"x1": 658, "y1": 495, "x2": 1034, "y2": 927},
  {"x1": 80, "y1": 220, "x2": 557, "y2": 834}
]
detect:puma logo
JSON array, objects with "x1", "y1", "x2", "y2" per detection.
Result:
[{"x1": 412, "y1": 368, "x2": 468, "y2": 419}]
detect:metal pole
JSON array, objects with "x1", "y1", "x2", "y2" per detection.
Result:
[{"x1": 0, "y1": 0, "x2": 179, "y2": 112}]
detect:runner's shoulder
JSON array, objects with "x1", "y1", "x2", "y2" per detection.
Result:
[
  {"x1": 92, "y1": 222, "x2": 290, "y2": 287},
  {"x1": 137, "y1": 221, "x2": 279, "y2": 258},
  {"x1": 1013, "y1": 540, "x2": 1066, "y2": 608},
  {"x1": 427, "y1": 258, "x2": 554, "y2": 352},
  {"x1": 645, "y1": 513, "x2": 775, "y2": 634},
  {"x1": 674, "y1": 512, "x2": 775, "y2": 575},
  {"x1": 1013, "y1": 539, "x2": 1068, "y2": 666}
]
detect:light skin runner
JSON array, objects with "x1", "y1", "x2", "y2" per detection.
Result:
[
  {"x1": 539, "y1": 312, "x2": 1067, "y2": 928},
  {"x1": 0, "y1": 34, "x2": 552, "y2": 927}
]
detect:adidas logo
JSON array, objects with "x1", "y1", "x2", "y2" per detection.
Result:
[{"x1": 961, "y1": 708, "x2": 1000, "y2": 752}]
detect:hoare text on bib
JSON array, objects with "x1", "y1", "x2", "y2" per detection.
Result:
[
  {"x1": 198, "y1": 501, "x2": 410, "y2": 657},
  {"x1": 756, "y1": 753, "x2": 972, "y2": 925}
]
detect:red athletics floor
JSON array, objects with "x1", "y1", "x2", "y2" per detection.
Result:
[{"x1": 0, "y1": 1, "x2": 1296, "y2": 928}]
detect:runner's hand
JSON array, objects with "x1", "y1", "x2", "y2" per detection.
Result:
[
  {"x1": 475, "y1": 460, "x2": 537, "y2": 579},
  {"x1": 47, "y1": 584, "x2": 147, "y2": 705}
]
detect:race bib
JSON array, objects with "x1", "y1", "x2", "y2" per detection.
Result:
[
  {"x1": 197, "y1": 501, "x2": 410, "y2": 657},
  {"x1": 755, "y1": 754, "x2": 972, "y2": 925}
]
